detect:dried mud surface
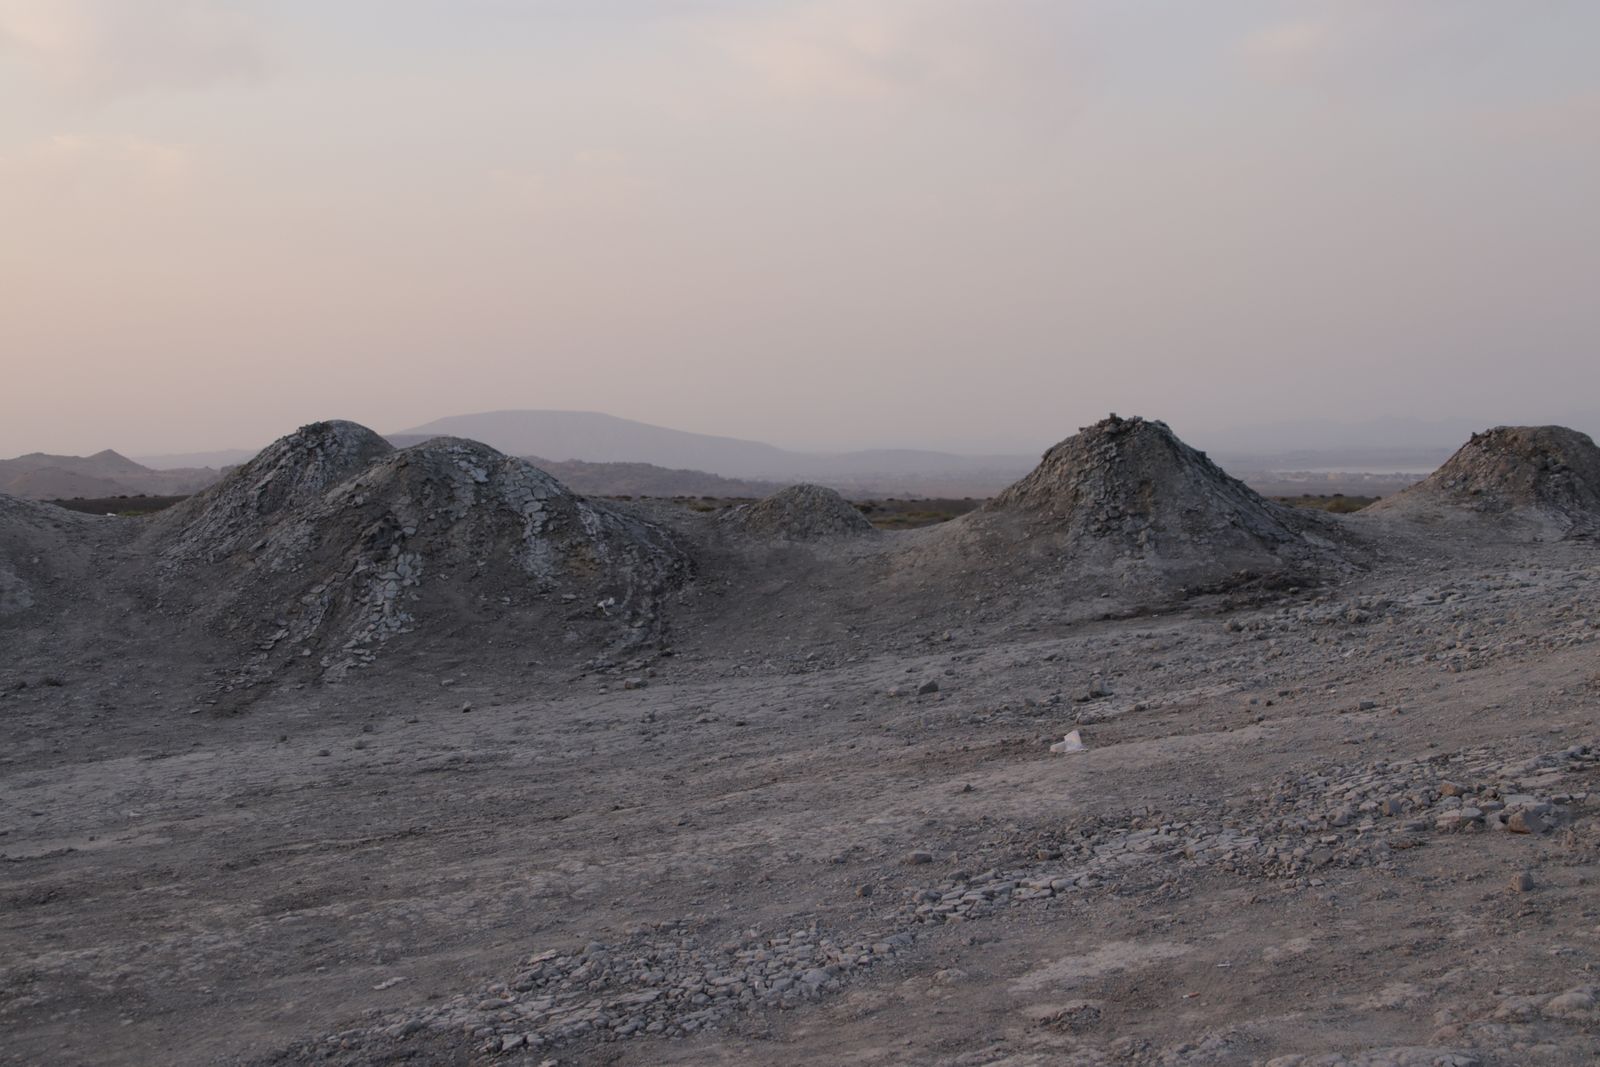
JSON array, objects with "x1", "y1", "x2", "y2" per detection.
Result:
[{"x1": 5, "y1": 422, "x2": 1600, "y2": 1067}]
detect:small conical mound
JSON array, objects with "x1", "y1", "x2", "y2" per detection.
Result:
[
  {"x1": 154, "y1": 420, "x2": 394, "y2": 562},
  {"x1": 1365, "y1": 426, "x2": 1600, "y2": 539},
  {"x1": 154, "y1": 432, "x2": 689, "y2": 676},
  {"x1": 986, "y1": 415, "x2": 1304, "y2": 555},
  {"x1": 720, "y1": 484, "x2": 876, "y2": 542},
  {"x1": 901, "y1": 416, "x2": 1347, "y2": 600}
]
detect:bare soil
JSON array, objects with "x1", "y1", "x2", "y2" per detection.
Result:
[{"x1": 4, "y1": 423, "x2": 1600, "y2": 1067}]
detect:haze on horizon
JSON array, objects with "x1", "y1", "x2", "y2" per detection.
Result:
[{"x1": 2, "y1": 1, "x2": 1597, "y2": 460}]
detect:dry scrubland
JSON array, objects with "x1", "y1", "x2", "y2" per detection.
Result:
[{"x1": 5, "y1": 417, "x2": 1600, "y2": 1067}]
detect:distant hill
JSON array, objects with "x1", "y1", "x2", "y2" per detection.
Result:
[
  {"x1": 10, "y1": 469, "x2": 130, "y2": 499},
  {"x1": 0, "y1": 449, "x2": 220, "y2": 501},
  {"x1": 5, "y1": 449, "x2": 151, "y2": 479},
  {"x1": 134, "y1": 448, "x2": 260, "y2": 471},
  {"x1": 394, "y1": 410, "x2": 1036, "y2": 487},
  {"x1": 523, "y1": 457, "x2": 781, "y2": 498}
]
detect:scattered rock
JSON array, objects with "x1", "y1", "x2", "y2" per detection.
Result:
[{"x1": 1050, "y1": 730, "x2": 1086, "y2": 754}]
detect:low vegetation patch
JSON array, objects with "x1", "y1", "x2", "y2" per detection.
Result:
[
  {"x1": 854, "y1": 498, "x2": 980, "y2": 528},
  {"x1": 49, "y1": 494, "x2": 190, "y2": 516},
  {"x1": 1272, "y1": 494, "x2": 1376, "y2": 514}
]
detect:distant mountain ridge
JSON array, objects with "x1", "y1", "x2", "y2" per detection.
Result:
[
  {"x1": 522, "y1": 457, "x2": 781, "y2": 499},
  {"x1": 0, "y1": 450, "x2": 220, "y2": 501},
  {"x1": 135, "y1": 448, "x2": 260, "y2": 471},
  {"x1": 392, "y1": 410, "x2": 1036, "y2": 487},
  {"x1": 6, "y1": 449, "x2": 150, "y2": 478}
]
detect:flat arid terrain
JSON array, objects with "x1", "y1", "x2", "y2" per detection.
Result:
[{"x1": 6, "y1": 417, "x2": 1600, "y2": 1067}]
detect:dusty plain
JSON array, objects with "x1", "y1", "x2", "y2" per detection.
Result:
[{"x1": 4, "y1": 421, "x2": 1600, "y2": 1067}]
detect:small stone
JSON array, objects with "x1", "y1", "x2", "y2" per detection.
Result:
[
  {"x1": 1507, "y1": 809, "x2": 1550, "y2": 834},
  {"x1": 917, "y1": 680, "x2": 940, "y2": 695},
  {"x1": 905, "y1": 850, "x2": 934, "y2": 865},
  {"x1": 1511, "y1": 870, "x2": 1535, "y2": 893},
  {"x1": 856, "y1": 883, "x2": 875, "y2": 898},
  {"x1": 623, "y1": 677, "x2": 647, "y2": 690},
  {"x1": 1545, "y1": 987, "x2": 1597, "y2": 1017}
]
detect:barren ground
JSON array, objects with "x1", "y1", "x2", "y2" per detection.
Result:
[{"x1": 4, "y1": 511, "x2": 1600, "y2": 1067}]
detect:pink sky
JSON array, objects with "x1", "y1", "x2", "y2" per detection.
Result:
[{"x1": 2, "y1": 1, "x2": 1597, "y2": 457}]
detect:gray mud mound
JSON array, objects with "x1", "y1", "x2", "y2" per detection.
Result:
[
  {"x1": 901, "y1": 415, "x2": 1348, "y2": 600},
  {"x1": 720, "y1": 483, "x2": 876, "y2": 542},
  {"x1": 1365, "y1": 425, "x2": 1600, "y2": 540},
  {"x1": 153, "y1": 428, "x2": 690, "y2": 676},
  {"x1": 0, "y1": 491, "x2": 97, "y2": 618},
  {"x1": 153, "y1": 420, "x2": 394, "y2": 562}
]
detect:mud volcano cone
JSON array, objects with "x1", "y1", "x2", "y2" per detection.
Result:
[
  {"x1": 151, "y1": 424, "x2": 689, "y2": 676},
  {"x1": 901, "y1": 415, "x2": 1347, "y2": 601},
  {"x1": 1366, "y1": 426, "x2": 1600, "y2": 539},
  {"x1": 154, "y1": 420, "x2": 394, "y2": 562},
  {"x1": 720, "y1": 484, "x2": 876, "y2": 541},
  {"x1": 986, "y1": 415, "x2": 1304, "y2": 557}
]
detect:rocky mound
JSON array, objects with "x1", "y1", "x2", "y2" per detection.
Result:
[
  {"x1": 0, "y1": 491, "x2": 96, "y2": 618},
  {"x1": 1365, "y1": 425, "x2": 1600, "y2": 539},
  {"x1": 904, "y1": 416, "x2": 1346, "y2": 598},
  {"x1": 987, "y1": 415, "x2": 1305, "y2": 551},
  {"x1": 153, "y1": 426, "x2": 690, "y2": 676},
  {"x1": 154, "y1": 420, "x2": 394, "y2": 561},
  {"x1": 719, "y1": 484, "x2": 876, "y2": 542}
]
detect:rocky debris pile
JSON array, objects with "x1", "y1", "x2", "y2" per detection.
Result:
[
  {"x1": 151, "y1": 424, "x2": 690, "y2": 675},
  {"x1": 288, "y1": 736, "x2": 1591, "y2": 1063},
  {"x1": 904, "y1": 740, "x2": 1595, "y2": 924},
  {"x1": 1366, "y1": 425, "x2": 1600, "y2": 539},
  {"x1": 718, "y1": 483, "x2": 876, "y2": 542},
  {"x1": 303, "y1": 923, "x2": 915, "y2": 1058},
  {"x1": 1223, "y1": 565, "x2": 1600, "y2": 676},
  {"x1": 153, "y1": 420, "x2": 394, "y2": 562},
  {"x1": 904, "y1": 415, "x2": 1350, "y2": 598},
  {"x1": 0, "y1": 491, "x2": 96, "y2": 617}
]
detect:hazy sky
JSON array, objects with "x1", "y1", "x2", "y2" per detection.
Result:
[{"x1": 2, "y1": 1, "x2": 1598, "y2": 457}]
